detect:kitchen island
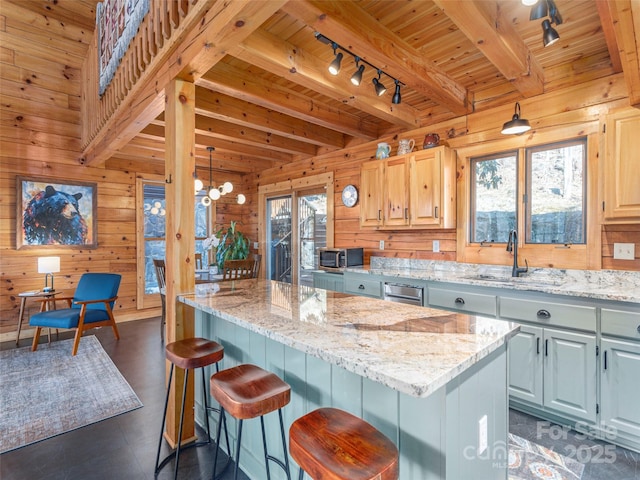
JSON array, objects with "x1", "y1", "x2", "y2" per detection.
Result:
[{"x1": 178, "y1": 279, "x2": 519, "y2": 480}]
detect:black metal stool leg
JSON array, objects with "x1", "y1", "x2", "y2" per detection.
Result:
[
  {"x1": 201, "y1": 367, "x2": 211, "y2": 443},
  {"x1": 278, "y1": 409, "x2": 292, "y2": 480},
  {"x1": 154, "y1": 363, "x2": 175, "y2": 475},
  {"x1": 260, "y1": 416, "x2": 272, "y2": 480},
  {"x1": 174, "y1": 368, "x2": 190, "y2": 480},
  {"x1": 233, "y1": 420, "x2": 244, "y2": 480},
  {"x1": 298, "y1": 468, "x2": 305, "y2": 480}
]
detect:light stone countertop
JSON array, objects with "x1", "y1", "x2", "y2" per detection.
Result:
[
  {"x1": 345, "y1": 258, "x2": 640, "y2": 304},
  {"x1": 178, "y1": 279, "x2": 519, "y2": 398}
]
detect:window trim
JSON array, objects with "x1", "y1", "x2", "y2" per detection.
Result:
[{"x1": 456, "y1": 132, "x2": 601, "y2": 270}]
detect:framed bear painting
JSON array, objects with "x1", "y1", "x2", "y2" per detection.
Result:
[{"x1": 16, "y1": 176, "x2": 98, "y2": 249}]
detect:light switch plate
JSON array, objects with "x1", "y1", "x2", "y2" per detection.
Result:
[
  {"x1": 379, "y1": 240, "x2": 385, "y2": 250},
  {"x1": 613, "y1": 243, "x2": 635, "y2": 260},
  {"x1": 433, "y1": 240, "x2": 440, "y2": 253},
  {"x1": 253, "y1": 242, "x2": 259, "y2": 249}
]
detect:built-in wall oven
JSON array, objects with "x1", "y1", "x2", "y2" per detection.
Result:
[{"x1": 383, "y1": 282, "x2": 424, "y2": 306}]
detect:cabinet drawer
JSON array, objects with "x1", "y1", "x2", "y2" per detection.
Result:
[
  {"x1": 500, "y1": 297, "x2": 596, "y2": 331},
  {"x1": 344, "y1": 278, "x2": 382, "y2": 298},
  {"x1": 601, "y1": 308, "x2": 640, "y2": 341},
  {"x1": 428, "y1": 287, "x2": 496, "y2": 316}
]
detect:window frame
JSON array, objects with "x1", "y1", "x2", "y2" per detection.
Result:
[{"x1": 456, "y1": 132, "x2": 600, "y2": 270}]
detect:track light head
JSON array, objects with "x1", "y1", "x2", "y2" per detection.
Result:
[
  {"x1": 541, "y1": 19, "x2": 560, "y2": 47},
  {"x1": 328, "y1": 43, "x2": 342, "y2": 75},
  {"x1": 373, "y1": 71, "x2": 387, "y2": 96},
  {"x1": 350, "y1": 58, "x2": 365, "y2": 86},
  {"x1": 391, "y1": 80, "x2": 401, "y2": 104},
  {"x1": 529, "y1": 0, "x2": 548, "y2": 20}
]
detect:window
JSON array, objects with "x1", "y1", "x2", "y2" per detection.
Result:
[
  {"x1": 526, "y1": 139, "x2": 586, "y2": 244},
  {"x1": 471, "y1": 151, "x2": 518, "y2": 243},
  {"x1": 470, "y1": 138, "x2": 587, "y2": 246},
  {"x1": 136, "y1": 179, "x2": 212, "y2": 309}
]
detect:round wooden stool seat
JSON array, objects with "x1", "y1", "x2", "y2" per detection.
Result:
[
  {"x1": 289, "y1": 407, "x2": 399, "y2": 480},
  {"x1": 210, "y1": 364, "x2": 291, "y2": 419},
  {"x1": 165, "y1": 337, "x2": 224, "y2": 370}
]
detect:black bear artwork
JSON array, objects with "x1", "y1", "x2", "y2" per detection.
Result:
[{"x1": 23, "y1": 185, "x2": 89, "y2": 245}]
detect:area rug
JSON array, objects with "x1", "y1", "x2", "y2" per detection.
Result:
[
  {"x1": 509, "y1": 433, "x2": 585, "y2": 480},
  {"x1": 0, "y1": 336, "x2": 142, "y2": 454}
]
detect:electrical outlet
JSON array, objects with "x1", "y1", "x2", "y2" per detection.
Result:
[
  {"x1": 433, "y1": 240, "x2": 440, "y2": 253},
  {"x1": 478, "y1": 415, "x2": 488, "y2": 455},
  {"x1": 253, "y1": 242, "x2": 259, "y2": 249},
  {"x1": 379, "y1": 240, "x2": 385, "y2": 250},
  {"x1": 613, "y1": 243, "x2": 635, "y2": 260}
]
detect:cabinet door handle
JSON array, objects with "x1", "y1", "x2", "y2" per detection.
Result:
[
  {"x1": 545, "y1": 339, "x2": 549, "y2": 357},
  {"x1": 536, "y1": 337, "x2": 540, "y2": 355},
  {"x1": 637, "y1": 325, "x2": 640, "y2": 334},
  {"x1": 378, "y1": 210, "x2": 382, "y2": 221},
  {"x1": 434, "y1": 206, "x2": 439, "y2": 218},
  {"x1": 537, "y1": 309, "x2": 551, "y2": 319},
  {"x1": 405, "y1": 207, "x2": 408, "y2": 219},
  {"x1": 604, "y1": 350, "x2": 608, "y2": 370},
  {"x1": 454, "y1": 297, "x2": 465, "y2": 305},
  {"x1": 359, "y1": 284, "x2": 365, "y2": 290}
]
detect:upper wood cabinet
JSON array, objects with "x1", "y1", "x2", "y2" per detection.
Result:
[
  {"x1": 603, "y1": 108, "x2": 640, "y2": 222},
  {"x1": 360, "y1": 146, "x2": 456, "y2": 229}
]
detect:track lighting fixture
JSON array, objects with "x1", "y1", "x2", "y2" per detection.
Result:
[
  {"x1": 541, "y1": 19, "x2": 560, "y2": 47},
  {"x1": 350, "y1": 57, "x2": 365, "y2": 86},
  {"x1": 392, "y1": 80, "x2": 401, "y2": 104},
  {"x1": 328, "y1": 43, "x2": 343, "y2": 75},
  {"x1": 501, "y1": 102, "x2": 531, "y2": 135},
  {"x1": 315, "y1": 32, "x2": 404, "y2": 104},
  {"x1": 527, "y1": 0, "x2": 562, "y2": 46},
  {"x1": 373, "y1": 70, "x2": 387, "y2": 96}
]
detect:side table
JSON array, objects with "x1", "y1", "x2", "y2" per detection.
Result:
[{"x1": 16, "y1": 290, "x2": 61, "y2": 346}]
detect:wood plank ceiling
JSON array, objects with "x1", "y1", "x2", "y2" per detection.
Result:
[{"x1": 7, "y1": 0, "x2": 638, "y2": 176}]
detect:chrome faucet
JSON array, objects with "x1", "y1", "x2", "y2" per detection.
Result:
[{"x1": 506, "y1": 229, "x2": 528, "y2": 277}]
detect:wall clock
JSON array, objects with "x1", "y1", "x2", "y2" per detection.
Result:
[{"x1": 342, "y1": 184, "x2": 358, "y2": 208}]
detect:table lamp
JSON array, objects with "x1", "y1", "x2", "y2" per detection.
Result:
[{"x1": 38, "y1": 256, "x2": 60, "y2": 292}]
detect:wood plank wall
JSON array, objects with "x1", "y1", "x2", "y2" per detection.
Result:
[{"x1": 1, "y1": 2, "x2": 638, "y2": 342}]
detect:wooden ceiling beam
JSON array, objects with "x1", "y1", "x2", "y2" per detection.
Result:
[
  {"x1": 432, "y1": 0, "x2": 544, "y2": 98},
  {"x1": 175, "y1": 0, "x2": 287, "y2": 83},
  {"x1": 281, "y1": 0, "x2": 470, "y2": 115},
  {"x1": 598, "y1": 0, "x2": 640, "y2": 107},
  {"x1": 595, "y1": 0, "x2": 623, "y2": 73},
  {"x1": 229, "y1": 28, "x2": 420, "y2": 129},
  {"x1": 194, "y1": 86, "x2": 346, "y2": 148},
  {"x1": 140, "y1": 123, "x2": 293, "y2": 164},
  {"x1": 198, "y1": 63, "x2": 379, "y2": 140}
]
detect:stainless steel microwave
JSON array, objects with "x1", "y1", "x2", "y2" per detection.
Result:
[{"x1": 318, "y1": 247, "x2": 364, "y2": 271}]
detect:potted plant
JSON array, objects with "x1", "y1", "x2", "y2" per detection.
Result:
[{"x1": 205, "y1": 221, "x2": 249, "y2": 270}]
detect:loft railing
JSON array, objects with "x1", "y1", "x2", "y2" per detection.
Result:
[{"x1": 80, "y1": 0, "x2": 199, "y2": 154}]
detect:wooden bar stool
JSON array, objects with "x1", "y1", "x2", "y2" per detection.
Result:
[
  {"x1": 210, "y1": 364, "x2": 292, "y2": 480},
  {"x1": 289, "y1": 407, "x2": 399, "y2": 480},
  {"x1": 154, "y1": 337, "x2": 229, "y2": 480}
]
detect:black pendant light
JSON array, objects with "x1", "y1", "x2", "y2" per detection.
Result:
[
  {"x1": 392, "y1": 80, "x2": 401, "y2": 104},
  {"x1": 542, "y1": 19, "x2": 560, "y2": 47},
  {"x1": 501, "y1": 102, "x2": 531, "y2": 135}
]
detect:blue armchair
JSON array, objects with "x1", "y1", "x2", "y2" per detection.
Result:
[{"x1": 30, "y1": 273, "x2": 122, "y2": 356}]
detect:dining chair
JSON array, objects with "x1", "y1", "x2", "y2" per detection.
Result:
[
  {"x1": 221, "y1": 259, "x2": 257, "y2": 281},
  {"x1": 153, "y1": 258, "x2": 166, "y2": 342},
  {"x1": 29, "y1": 273, "x2": 121, "y2": 356},
  {"x1": 251, "y1": 253, "x2": 262, "y2": 279}
]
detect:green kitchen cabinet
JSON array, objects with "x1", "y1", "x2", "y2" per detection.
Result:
[
  {"x1": 312, "y1": 271, "x2": 344, "y2": 292},
  {"x1": 543, "y1": 328, "x2": 597, "y2": 423},
  {"x1": 508, "y1": 325, "x2": 543, "y2": 405},
  {"x1": 600, "y1": 308, "x2": 640, "y2": 452},
  {"x1": 343, "y1": 271, "x2": 383, "y2": 298}
]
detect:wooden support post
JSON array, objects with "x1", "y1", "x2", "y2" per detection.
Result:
[{"x1": 164, "y1": 78, "x2": 197, "y2": 447}]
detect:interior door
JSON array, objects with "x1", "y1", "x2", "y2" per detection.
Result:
[{"x1": 265, "y1": 190, "x2": 327, "y2": 285}]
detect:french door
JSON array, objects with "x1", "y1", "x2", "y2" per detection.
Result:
[{"x1": 264, "y1": 188, "x2": 328, "y2": 286}]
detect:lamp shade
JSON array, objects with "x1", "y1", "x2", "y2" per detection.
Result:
[
  {"x1": 529, "y1": 0, "x2": 548, "y2": 20},
  {"x1": 38, "y1": 256, "x2": 60, "y2": 274},
  {"x1": 501, "y1": 102, "x2": 531, "y2": 135},
  {"x1": 542, "y1": 19, "x2": 560, "y2": 47}
]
